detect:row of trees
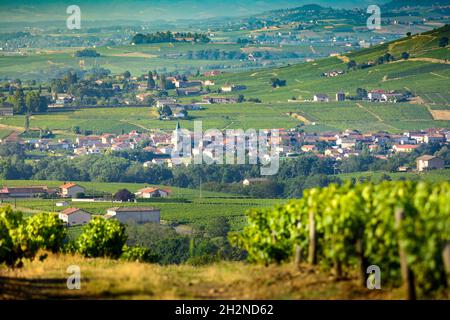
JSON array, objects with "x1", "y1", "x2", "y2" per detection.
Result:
[{"x1": 132, "y1": 31, "x2": 210, "y2": 44}]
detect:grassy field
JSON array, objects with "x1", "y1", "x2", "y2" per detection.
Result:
[{"x1": 0, "y1": 253, "x2": 405, "y2": 299}]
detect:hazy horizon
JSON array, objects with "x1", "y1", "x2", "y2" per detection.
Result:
[{"x1": 0, "y1": 0, "x2": 388, "y2": 23}]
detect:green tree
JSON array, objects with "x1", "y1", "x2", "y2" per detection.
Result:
[
  {"x1": 347, "y1": 60, "x2": 357, "y2": 70},
  {"x1": 113, "y1": 189, "x2": 135, "y2": 201},
  {"x1": 159, "y1": 74, "x2": 167, "y2": 90},
  {"x1": 161, "y1": 105, "x2": 173, "y2": 116},
  {"x1": 204, "y1": 216, "x2": 230, "y2": 238},
  {"x1": 123, "y1": 70, "x2": 131, "y2": 79},
  {"x1": 147, "y1": 71, "x2": 156, "y2": 89}
]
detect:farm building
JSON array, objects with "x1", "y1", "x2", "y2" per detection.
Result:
[
  {"x1": 135, "y1": 187, "x2": 172, "y2": 198},
  {"x1": 60, "y1": 183, "x2": 85, "y2": 198},
  {"x1": 105, "y1": 207, "x2": 160, "y2": 224},
  {"x1": 59, "y1": 208, "x2": 91, "y2": 226},
  {"x1": 416, "y1": 155, "x2": 445, "y2": 172},
  {"x1": 313, "y1": 94, "x2": 329, "y2": 102},
  {"x1": 0, "y1": 186, "x2": 55, "y2": 198},
  {"x1": 336, "y1": 91, "x2": 346, "y2": 102}
]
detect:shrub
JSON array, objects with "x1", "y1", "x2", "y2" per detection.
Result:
[
  {"x1": 25, "y1": 212, "x2": 66, "y2": 253},
  {"x1": 120, "y1": 245, "x2": 158, "y2": 263},
  {"x1": 76, "y1": 217, "x2": 127, "y2": 259},
  {"x1": 0, "y1": 207, "x2": 65, "y2": 267}
]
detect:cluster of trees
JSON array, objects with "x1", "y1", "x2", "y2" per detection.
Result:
[
  {"x1": 126, "y1": 217, "x2": 245, "y2": 265},
  {"x1": 3, "y1": 88, "x2": 48, "y2": 114},
  {"x1": 182, "y1": 50, "x2": 299, "y2": 61},
  {"x1": 270, "y1": 78, "x2": 287, "y2": 88},
  {"x1": 0, "y1": 206, "x2": 160, "y2": 268},
  {"x1": 347, "y1": 52, "x2": 404, "y2": 72},
  {"x1": 74, "y1": 49, "x2": 100, "y2": 58},
  {"x1": 132, "y1": 31, "x2": 210, "y2": 44}
]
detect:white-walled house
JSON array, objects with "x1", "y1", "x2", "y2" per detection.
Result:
[
  {"x1": 59, "y1": 208, "x2": 91, "y2": 226},
  {"x1": 416, "y1": 155, "x2": 445, "y2": 172},
  {"x1": 313, "y1": 94, "x2": 329, "y2": 102},
  {"x1": 105, "y1": 207, "x2": 160, "y2": 224},
  {"x1": 135, "y1": 187, "x2": 171, "y2": 198},
  {"x1": 60, "y1": 183, "x2": 85, "y2": 198}
]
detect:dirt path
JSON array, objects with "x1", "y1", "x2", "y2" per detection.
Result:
[
  {"x1": 355, "y1": 103, "x2": 383, "y2": 121},
  {"x1": 408, "y1": 57, "x2": 450, "y2": 65},
  {"x1": 336, "y1": 55, "x2": 350, "y2": 63},
  {"x1": 289, "y1": 112, "x2": 311, "y2": 125}
]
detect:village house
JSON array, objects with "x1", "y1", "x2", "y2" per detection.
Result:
[
  {"x1": 301, "y1": 145, "x2": 317, "y2": 152},
  {"x1": 416, "y1": 155, "x2": 445, "y2": 172},
  {"x1": 368, "y1": 90, "x2": 404, "y2": 103},
  {"x1": 313, "y1": 94, "x2": 329, "y2": 102},
  {"x1": 105, "y1": 207, "x2": 160, "y2": 224},
  {"x1": 135, "y1": 187, "x2": 172, "y2": 198},
  {"x1": 55, "y1": 93, "x2": 75, "y2": 106},
  {"x1": 392, "y1": 144, "x2": 420, "y2": 153},
  {"x1": 424, "y1": 134, "x2": 445, "y2": 144},
  {"x1": 59, "y1": 208, "x2": 91, "y2": 226},
  {"x1": 203, "y1": 70, "x2": 221, "y2": 77},
  {"x1": 76, "y1": 136, "x2": 102, "y2": 147},
  {"x1": 336, "y1": 137, "x2": 357, "y2": 149},
  {"x1": 177, "y1": 88, "x2": 201, "y2": 96},
  {"x1": 0, "y1": 106, "x2": 13, "y2": 116},
  {"x1": 221, "y1": 85, "x2": 235, "y2": 93},
  {"x1": 156, "y1": 98, "x2": 178, "y2": 108},
  {"x1": 201, "y1": 96, "x2": 237, "y2": 104},
  {"x1": 336, "y1": 91, "x2": 346, "y2": 102},
  {"x1": 202, "y1": 80, "x2": 215, "y2": 86},
  {"x1": 60, "y1": 183, "x2": 85, "y2": 198},
  {"x1": 242, "y1": 178, "x2": 270, "y2": 186},
  {"x1": 174, "y1": 80, "x2": 203, "y2": 88},
  {"x1": 136, "y1": 92, "x2": 153, "y2": 102}
]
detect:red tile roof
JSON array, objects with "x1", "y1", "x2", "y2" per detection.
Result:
[{"x1": 60, "y1": 183, "x2": 78, "y2": 189}]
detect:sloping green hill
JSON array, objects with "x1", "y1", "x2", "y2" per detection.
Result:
[{"x1": 209, "y1": 25, "x2": 450, "y2": 104}]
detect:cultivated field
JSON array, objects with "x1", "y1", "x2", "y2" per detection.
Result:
[{"x1": 0, "y1": 179, "x2": 283, "y2": 231}]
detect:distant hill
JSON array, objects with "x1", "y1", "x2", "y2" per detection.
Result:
[{"x1": 383, "y1": 0, "x2": 450, "y2": 9}]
